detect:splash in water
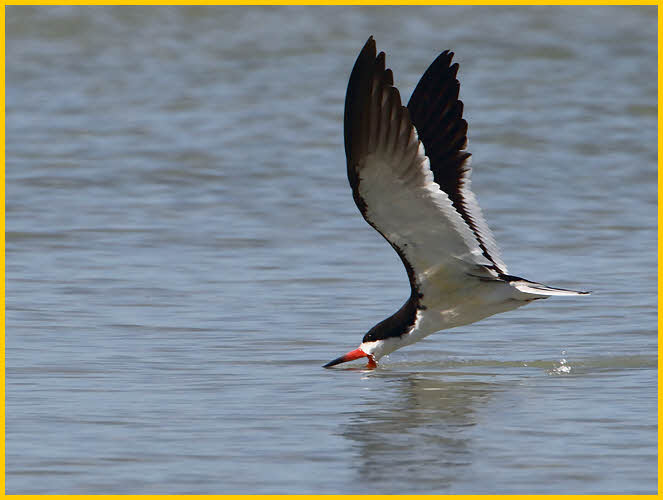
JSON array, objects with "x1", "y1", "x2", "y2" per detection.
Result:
[{"x1": 549, "y1": 350, "x2": 572, "y2": 375}]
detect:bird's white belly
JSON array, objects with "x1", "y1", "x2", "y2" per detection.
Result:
[
  {"x1": 360, "y1": 277, "x2": 533, "y2": 361},
  {"x1": 425, "y1": 276, "x2": 526, "y2": 324},
  {"x1": 404, "y1": 279, "x2": 529, "y2": 348}
]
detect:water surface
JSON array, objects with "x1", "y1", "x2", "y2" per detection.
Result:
[{"x1": 6, "y1": 6, "x2": 657, "y2": 494}]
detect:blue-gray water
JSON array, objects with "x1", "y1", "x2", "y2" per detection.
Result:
[{"x1": 6, "y1": 6, "x2": 657, "y2": 494}]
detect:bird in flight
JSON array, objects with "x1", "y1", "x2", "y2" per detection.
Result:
[{"x1": 324, "y1": 37, "x2": 589, "y2": 369}]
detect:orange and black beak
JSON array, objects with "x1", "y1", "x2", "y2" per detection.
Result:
[{"x1": 323, "y1": 348, "x2": 376, "y2": 368}]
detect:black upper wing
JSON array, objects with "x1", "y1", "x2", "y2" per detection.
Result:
[
  {"x1": 343, "y1": 36, "x2": 497, "y2": 297},
  {"x1": 407, "y1": 51, "x2": 506, "y2": 272}
]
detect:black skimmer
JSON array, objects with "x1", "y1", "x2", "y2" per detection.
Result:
[{"x1": 324, "y1": 37, "x2": 589, "y2": 369}]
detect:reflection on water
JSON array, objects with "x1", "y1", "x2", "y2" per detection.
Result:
[{"x1": 345, "y1": 374, "x2": 497, "y2": 492}]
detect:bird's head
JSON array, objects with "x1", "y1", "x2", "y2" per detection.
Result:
[{"x1": 322, "y1": 341, "x2": 382, "y2": 369}]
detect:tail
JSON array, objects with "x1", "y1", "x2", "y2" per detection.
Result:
[{"x1": 501, "y1": 274, "x2": 590, "y2": 298}]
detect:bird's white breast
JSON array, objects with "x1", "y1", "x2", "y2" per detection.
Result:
[{"x1": 360, "y1": 278, "x2": 529, "y2": 361}]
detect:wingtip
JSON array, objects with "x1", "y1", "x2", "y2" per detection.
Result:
[{"x1": 356, "y1": 36, "x2": 377, "y2": 65}]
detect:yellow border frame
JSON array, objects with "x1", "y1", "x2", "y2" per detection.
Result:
[
  {"x1": 2, "y1": 2, "x2": 659, "y2": 497},
  {"x1": 659, "y1": 4, "x2": 662, "y2": 497},
  {"x1": 3, "y1": 0, "x2": 662, "y2": 3},
  {"x1": 2, "y1": 3, "x2": 5, "y2": 496}
]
